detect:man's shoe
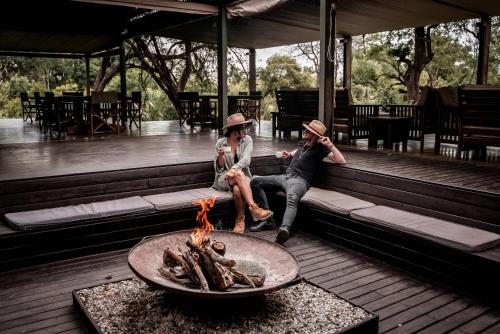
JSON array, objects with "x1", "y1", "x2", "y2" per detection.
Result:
[
  {"x1": 275, "y1": 227, "x2": 290, "y2": 244},
  {"x1": 249, "y1": 219, "x2": 276, "y2": 232},
  {"x1": 249, "y1": 205, "x2": 273, "y2": 222}
]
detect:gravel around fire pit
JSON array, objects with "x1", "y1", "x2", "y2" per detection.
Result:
[{"x1": 76, "y1": 277, "x2": 373, "y2": 334}]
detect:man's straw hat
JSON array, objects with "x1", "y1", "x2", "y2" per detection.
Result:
[{"x1": 302, "y1": 120, "x2": 326, "y2": 137}]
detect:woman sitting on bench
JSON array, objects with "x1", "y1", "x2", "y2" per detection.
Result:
[{"x1": 212, "y1": 113, "x2": 273, "y2": 233}]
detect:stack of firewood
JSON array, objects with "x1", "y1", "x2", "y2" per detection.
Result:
[{"x1": 158, "y1": 238, "x2": 265, "y2": 291}]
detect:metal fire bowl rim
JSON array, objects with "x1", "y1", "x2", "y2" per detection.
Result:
[{"x1": 128, "y1": 230, "x2": 301, "y2": 299}]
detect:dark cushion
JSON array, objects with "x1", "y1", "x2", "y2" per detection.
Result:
[
  {"x1": 350, "y1": 206, "x2": 500, "y2": 252},
  {"x1": 5, "y1": 196, "x2": 155, "y2": 231}
]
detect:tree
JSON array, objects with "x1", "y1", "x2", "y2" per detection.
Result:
[
  {"x1": 258, "y1": 55, "x2": 314, "y2": 96},
  {"x1": 128, "y1": 36, "x2": 213, "y2": 115}
]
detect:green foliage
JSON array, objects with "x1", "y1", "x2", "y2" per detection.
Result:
[{"x1": 258, "y1": 55, "x2": 315, "y2": 96}]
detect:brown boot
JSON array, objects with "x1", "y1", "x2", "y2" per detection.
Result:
[
  {"x1": 233, "y1": 215, "x2": 245, "y2": 233},
  {"x1": 249, "y1": 204, "x2": 273, "y2": 222}
]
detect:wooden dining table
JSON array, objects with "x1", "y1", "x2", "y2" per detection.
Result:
[{"x1": 368, "y1": 115, "x2": 410, "y2": 150}]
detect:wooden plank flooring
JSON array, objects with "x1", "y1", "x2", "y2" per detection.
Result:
[{"x1": 0, "y1": 231, "x2": 498, "y2": 334}]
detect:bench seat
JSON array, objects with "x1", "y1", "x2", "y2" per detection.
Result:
[
  {"x1": 5, "y1": 196, "x2": 155, "y2": 231},
  {"x1": 350, "y1": 206, "x2": 500, "y2": 252},
  {"x1": 143, "y1": 188, "x2": 232, "y2": 211},
  {"x1": 301, "y1": 187, "x2": 375, "y2": 215}
]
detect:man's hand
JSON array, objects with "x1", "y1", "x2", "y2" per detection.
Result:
[
  {"x1": 282, "y1": 151, "x2": 292, "y2": 159},
  {"x1": 319, "y1": 136, "x2": 333, "y2": 148}
]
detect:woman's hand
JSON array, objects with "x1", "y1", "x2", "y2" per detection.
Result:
[
  {"x1": 282, "y1": 151, "x2": 292, "y2": 159},
  {"x1": 218, "y1": 147, "x2": 225, "y2": 157},
  {"x1": 224, "y1": 169, "x2": 236, "y2": 180}
]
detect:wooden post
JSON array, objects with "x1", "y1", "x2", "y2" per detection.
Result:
[
  {"x1": 342, "y1": 35, "x2": 352, "y2": 90},
  {"x1": 477, "y1": 16, "x2": 491, "y2": 85},
  {"x1": 319, "y1": 0, "x2": 336, "y2": 138},
  {"x1": 217, "y1": 6, "x2": 228, "y2": 133},
  {"x1": 249, "y1": 48, "x2": 256, "y2": 93},
  {"x1": 85, "y1": 56, "x2": 91, "y2": 96},
  {"x1": 119, "y1": 43, "x2": 127, "y2": 128}
]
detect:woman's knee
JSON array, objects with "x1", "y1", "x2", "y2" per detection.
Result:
[{"x1": 233, "y1": 185, "x2": 242, "y2": 198}]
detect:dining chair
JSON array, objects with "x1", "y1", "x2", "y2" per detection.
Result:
[
  {"x1": 20, "y1": 92, "x2": 37, "y2": 123},
  {"x1": 127, "y1": 92, "x2": 142, "y2": 129},
  {"x1": 89, "y1": 91, "x2": 119, "y2": 135}
]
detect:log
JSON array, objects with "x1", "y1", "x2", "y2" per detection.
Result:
[
  {"x1": 184, "y1": 251, "x2": 209, "y2": 291},
  {"x1": 157, "y1": 267, "x2": 195, "y2": 286},
  {"x1": 187, "y1": 240, "x2": 234, "y2": 290},
  {"x1": 206, "y1": 246, "x2": 236, "y2": 267},
  {"x1": 163, "y1": 248, "x2": 187, "y2": 269},
  {"x1": 229, "y1": 267, "x2": 265, "y2": 287},
  {"x1": 211, "y1": 241, "x2": 226, "y2": 256}
]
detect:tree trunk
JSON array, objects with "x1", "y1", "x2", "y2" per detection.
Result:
[
  {"x1": 404, "y1": 26, "x2": 434, "y2": 102},
  {"x1": 93, "y1": 56, "x2": 120, "y2": 92},
  {"x1": 130, "y1": 37, "x2": 193, "y2": 116}
]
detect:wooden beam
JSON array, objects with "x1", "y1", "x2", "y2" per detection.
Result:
[
  {"x1": 217, "y1": 6, "x2": 228, "y2": 133},
  {"x1": 342, "y1": 35, "x2": 352, "y2": 90},
  {"x1": 319, "y1": 0, "x2": 336, "y2": 138},
  {"x1": 249, "y1": 48, "x2": 256, "y2": 92},
  {"x1": 0, "y1": 51, "x2": 84, "y2": 59},
  {"x1": 477, "y1": 16, "x2": 491, "y2": 85},
  {"x1": 85, "y1": 56, "x2": 91, "y2": 96}
]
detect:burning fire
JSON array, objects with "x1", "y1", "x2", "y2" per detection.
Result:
[{"x1": 191, "y1": 197, "x2": 216, "y2": 246}]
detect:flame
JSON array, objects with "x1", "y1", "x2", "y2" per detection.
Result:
[{"x1": 191, "y1": 197, "x2": 216, "y2": 246}]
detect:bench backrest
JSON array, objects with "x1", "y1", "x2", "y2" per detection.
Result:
[
  {"x1": 275, "y1": 88, "x2": 318, "y2": 118},
  {"x1": 459, "y1": 86, "x2": 500, "y2": 142}
]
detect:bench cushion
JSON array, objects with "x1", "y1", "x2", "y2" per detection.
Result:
[
  {"x1": 350, "y1": 206, "x2": 500, "y2": 252},
  {"x1": 142, "y1": 188, "x2": 233, "y2": 211},
  {"x1": 301, "y1": 187, "x2": 375, "y2": 215},
  {"x1": 4, "y1": 196, "x2": 155, "y2": 231}
]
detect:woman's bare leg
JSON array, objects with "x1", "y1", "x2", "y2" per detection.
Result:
[
  {"x1": 231, "y1": 185, "x2": 245, "y2": 232},
  {"x1": 231, "y1": 170, "x2": 257, "y2": 207},
  {"x1": 232, "y1": 185, "x2": 245, "y2": 219}
]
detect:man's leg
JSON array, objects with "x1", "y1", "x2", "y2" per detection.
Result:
[
  {"x1": 250, "y1": 175, "x2": 284, "y2": 211},
  {"x1": 276, "y1": 177, "x2": 308, "y2": 244}
]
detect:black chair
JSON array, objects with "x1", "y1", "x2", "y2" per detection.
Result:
[
  {"x1": 33, "y1": 92, "x2": 43, "y2": 128},
  {"x1": 20, "y1": 92, "x2": 37, "y2": 123},
  {"x1": 333, "y1": 88, "x2": 381, "y2": 145},
  {"x1": 386, "y1": 87, "x2": 437, "y2": 153},
  {"x1": 89, "y1": 92, "x2": 120, "y2": 135},
  {"x1": 41, "y1": 92, "x2": 67, "y2": 138},
  {"x1": 178, "y1": 92, "x2": 201, "y2": 131},
  {"x1": 456, "y1": 85, "x2": 500, "y2": 159},
  {"x1": 273, "y1": 88, "x2": 319, "y2": 138},
  {"x1": 127, "y1": 92, "x2": 142, "y2": 129}
]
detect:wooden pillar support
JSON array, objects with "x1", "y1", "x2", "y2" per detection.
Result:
[
  {"x1": 477, "y1": 16, "x2": 491, "y2": 85},
  {"x1": 249, "y1": 48, "x2": 256, "y2": 93},
  {"x1": 319, "y1": 0, "x2": 336, "y2": 138},
  {"x1": 342, "y1": 35, "x2": 352, "y2": 90},
  {"x1": 119, "y1": 44, "x2": 127, "y2": 98},
  {"x1": 85, "y1": 56, "x2": 91, "y2": 96},
  {"x1": 217, "y1": 6, "x2": 228, "y2": 133}
]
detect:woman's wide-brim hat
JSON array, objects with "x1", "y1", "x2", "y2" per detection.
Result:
[
  {"x1": 303, "y1": 119, "x2": 326, "y2": 137},
  {"x1": 222, "y1": 113, "x2": 252, "y2": 129}
]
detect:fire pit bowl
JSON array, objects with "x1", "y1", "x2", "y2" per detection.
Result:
[{"x1": 128, "y1": 230, "x2": 300, "y2": 299}]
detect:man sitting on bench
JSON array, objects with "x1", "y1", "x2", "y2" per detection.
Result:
[{"x1": 250, "y1": 120, "x2": 346, "y2": 244}]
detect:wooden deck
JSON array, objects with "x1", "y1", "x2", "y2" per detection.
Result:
[{"x1": 0, "y1": 230, "x2": 498, "y2": 334}]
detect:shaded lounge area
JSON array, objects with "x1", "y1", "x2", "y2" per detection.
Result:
[{"x1": 1, "y1": 1, "x2": 500, "y2": 333}]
